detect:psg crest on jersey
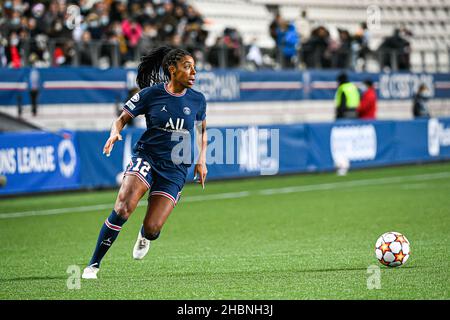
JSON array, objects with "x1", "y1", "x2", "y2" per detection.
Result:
[
  {"x1": 183, "y1": 107, "x2": 191, "y2": 115},
  {"x1": 131, "y1": 93, "x2": 140, "y2": 102}
]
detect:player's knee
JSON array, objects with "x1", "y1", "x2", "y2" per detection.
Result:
[{"x1": 114, "y1": 201, "x2": 134, "y2": 220}]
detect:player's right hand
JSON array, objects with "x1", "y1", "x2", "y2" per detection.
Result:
[{"x1": 103, "y1": 134, "x2": 122, "y2": 157}]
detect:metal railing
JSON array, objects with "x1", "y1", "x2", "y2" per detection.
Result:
[
  {"x1": 15, "y1": 38, "x2": 450, "y2": 73},
  {"x1": 294, "y1": 46, "x2": 450, "y2": 72}
]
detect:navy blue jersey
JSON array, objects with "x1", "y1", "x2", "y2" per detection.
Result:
[{"x1": 122, "y1": 83, "x2": 206, "y2": 178}]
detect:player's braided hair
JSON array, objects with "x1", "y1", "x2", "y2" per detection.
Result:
[{"x1": 136, "y1": 46, "x2": 192, "y2": 89}]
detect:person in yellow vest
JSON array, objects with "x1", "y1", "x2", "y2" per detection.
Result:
[{"x1": 335, "y1": 72, "x2": 360, "y2": 119}]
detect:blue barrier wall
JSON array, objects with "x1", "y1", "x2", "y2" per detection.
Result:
[
  {"x1": 0, "y1": 130, "x2": 80, "y2": 195},
  {"x1": 1, "y1": 118, "x2": 450, "y2": 196},
  {"x1": 1, "y1": 68, "x2": 449, "y2": 106}
]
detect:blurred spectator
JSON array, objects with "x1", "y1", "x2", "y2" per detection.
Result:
[
  {"x1": 224, "y1": 27, "x2": 243, "y2": 68},
  {"x1": 29, "y1": 68, "x2": 40, "y2": 116},
  {"x1": 159, "y1": 1, "x2": 178, "y2": 41},
  {"x1": 208, "y1": 27, "x2": 242, "y2": 68},
  {"x1": 87, "y1": 13, "x2": 104, "y2": 40},
  {"x1": 77, "y1": 30, "x2": 94, "y2": 65},
  {"x1": 246, "y1": 38, "x2": 263, "y2": 69},
  {"x1": 27, "y1": 17, "x2": 40, "y2": 38},
  {"x1": 136, "y1": 2, "x2": 156, "y2": 26},
  {"x1": 139, "y1": 23, "x2": 159, "y2": 54},
  {"x1": 357, "y1": 79, "x2": 377, "y2": 120},
  {"x1": 53, "y1": 46, "x2": 66, "y2": 65},
  {"x1": 121, "y1": 17, "x2": 142, "y2": 61},
  {"x1": 61, "y1": 40, "x2": 76, "y2": 66},
  {"x1": 109, "y1": 0, "x2": 127, "y2": 23},
  {"x1": 378, "y1": 29, "x2": 411, "y2": 71},
  {"x1": 29, "y1": 34, "x2": 51, "y2": 67},
  {"x1": 31, "y1": 3, "x2": 46, "y2": 34},
  {"x1": 335, "y1": 72, "x2": 360, "y2": 119},
  {"x1": 0, "y1": 0, "x2": 207, "y2": 68},
  {"x1": 334, "y1": 28, "x2": 352, "y2": 69},
  {"x1": 182, "y1": 5, "x2": 207, "y2": 51},
  {"x1": 0, "y1": 36, "x2": 8, "y2": 67},
  {"x1": 296, "y1": 9, "x2": 311, "y2": 44},
  {"x1": 42, "y1": 1, "x2": 61, "y2": 35},
  {"x1": 352, "y1": 22, "x2": 371, "y2": 71},
  {"x1": 6, "y1": 31, "x2": 22, "y2": 68},
  {"x1": 108, "y1": 21, "x2": 129, "y2": 62},
  {"x1": 412, "y1": 84, "x2": 430, "y2": 118},
  {"x1": 49, "y1": 17, "x2": 72, "y2": 40},
  {"x1": 301, "y1": 26, "x2": 331, "y2": 69},
  {"x1": 269, "y1": 12, "x2": 282, "y2": 44},
  {"x1": 276, "y1": 20, "x2": 299, "y2": 69}
]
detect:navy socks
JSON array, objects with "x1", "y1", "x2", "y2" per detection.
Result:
[{"x1": 88, "y1": 210, "x2": 127, "y2": 267}]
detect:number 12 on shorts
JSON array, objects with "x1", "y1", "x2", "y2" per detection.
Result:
[{"x1": 132, "y1": 158, "x2": 151, "y2": 177}]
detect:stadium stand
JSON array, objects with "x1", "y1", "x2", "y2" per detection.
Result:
[
  {"x1": 192, "y1": 0, "x2": 274, "y2": 48},
  {"x1": 1, "y1": 0, "x2": 448, "y2": 71},
  {"x1": 199, "y1": 0, "x2": 450, "y2": 72}
]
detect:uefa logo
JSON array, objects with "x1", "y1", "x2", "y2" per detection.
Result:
[
  {"x1": 131, "y1": 93, "x2": 140, "y2": 103},
  {"x1": 58, "y1": 139, "x2": 77, "y2": 178}
]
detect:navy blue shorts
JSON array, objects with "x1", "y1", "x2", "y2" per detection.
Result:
[{"x1": 124, "y1": 153, "x2": 186, "y2": 207}]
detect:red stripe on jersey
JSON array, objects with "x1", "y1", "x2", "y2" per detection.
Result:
[{"x1": 122, "y1": 107, "x2": 135, "y2": 118}]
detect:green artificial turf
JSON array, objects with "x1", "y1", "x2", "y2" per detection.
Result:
[{"x1": 0, "y1": 162, "x2": 449, "y2": 299}]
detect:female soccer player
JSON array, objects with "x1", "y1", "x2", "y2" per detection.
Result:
[{"x1": 82, "y1": 46, "x2": 208, "y2": 279}]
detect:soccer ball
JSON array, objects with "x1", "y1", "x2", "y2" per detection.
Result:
[{"x1": 375, "y1": 232, "x2": 410, "y2": 267}]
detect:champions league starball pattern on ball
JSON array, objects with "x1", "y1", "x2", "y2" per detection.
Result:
[{"x1": 375, "y1": 232, "x2": 410, "y2": 267}]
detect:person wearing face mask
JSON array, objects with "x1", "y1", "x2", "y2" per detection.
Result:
[
  {"x1": 86, "y1": 13, "x2": 103, "y2": 40},
  {"x1": 100, "y1": 14, "x2": 110, "y2": 27},
  {"x1": 357, "y1": 79, "x2": 377, "y2": 120},
  {"x1": 4, "y1": 10, "x2": 22, "y2": 35},
  {"x1": 11, "y1": 14, "x2": 21, "y2": 27},
  {"x1": 141, "y1": 3, "x2": 157, "y2": 23},
  {"x1": 7, "y1": 32, "x2": 21, "y2": 68},
  {"x1": 412, "y1": 84, "x2": 430, "y2": 118},
  {"x1": 122, "y1": 18, "x2": 142, "y2": 61}
]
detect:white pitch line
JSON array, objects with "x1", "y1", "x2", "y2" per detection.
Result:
[
  {"x1": 258, "y1": 172, "x2": 450, "y2": 195},
  {"x1": 0, "y1": 203, "x2": 114, "y2": 219},
  {"x1": 182, "y1": 191, "x2": 251, "y2": 202},
  {"x1": 0, "y1": 191, "x2": 252, "y2": 219},
  {"x1": 1, "y1": 171, "x2": 449, "y2": 219}
]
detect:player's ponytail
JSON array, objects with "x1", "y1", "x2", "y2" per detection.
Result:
[
  {"x1": 136, "y1": 46, "x2": 172, "y2": 89},
  {"x1": 136, "y1": 46, "x2": 193, "y2": 89}
]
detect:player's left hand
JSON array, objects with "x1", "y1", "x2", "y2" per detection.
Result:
[
  {"x1": 194, "y1": 163, "x2": 207, "y2": 189},
  {"x1": 103, "y1": 133, "x2": 122, "y2": 157}
]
